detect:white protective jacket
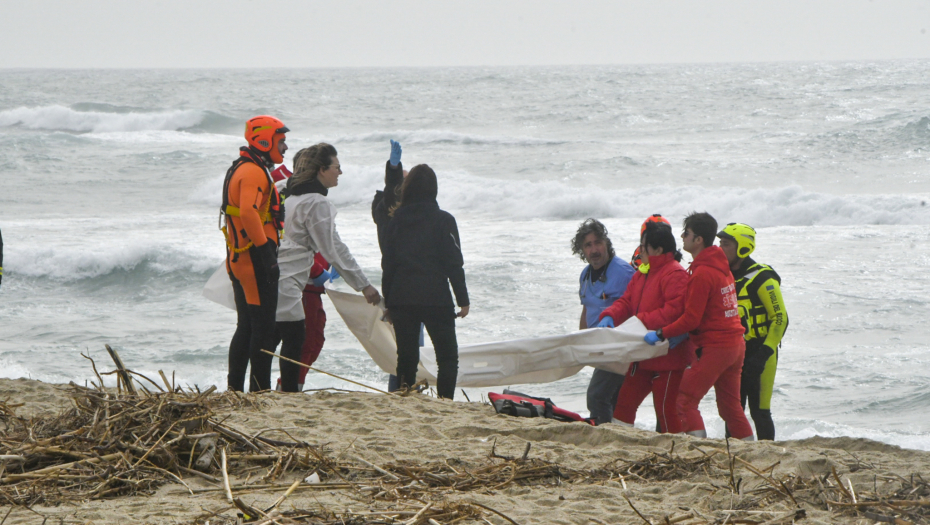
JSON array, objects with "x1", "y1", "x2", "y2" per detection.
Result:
[{"x1": 276, "y1": 192, "x2": 371, "y2": 322}]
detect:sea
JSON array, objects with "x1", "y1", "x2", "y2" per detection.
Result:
[{"x1": 1, "y1": 63, "x2": 929, "y2": 449}]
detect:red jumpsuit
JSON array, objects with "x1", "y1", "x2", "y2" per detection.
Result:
[
  {"x1": 662, "y1": 246, "x2": 753, "y2": 439},
  {"x1": 598, "y1": 252, "x2": 696, "y2": 433},
  {"x1": 271, "y1": 165, "x2": 329, "y2": 389}
]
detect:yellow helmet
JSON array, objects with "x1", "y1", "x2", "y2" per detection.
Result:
[{"x1": 717, "y1": 222, "x2": 756, "y2": 258}]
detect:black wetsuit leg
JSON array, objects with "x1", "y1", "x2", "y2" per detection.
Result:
[
  {"x1": 227, "y1": 272, "x2": 277, "y2": 393},
  {"x1": 247, "y1": 274, "x2": 277, "y2": 393},
  {"x1": 277, "y1": 320, "x2": 306, "y2": 392},
  {"x1": 228, "y1": 277, "x2": 253, "y2": 392}
]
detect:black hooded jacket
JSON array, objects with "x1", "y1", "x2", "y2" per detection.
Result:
[{"x1": 381, "y1": 200, "x2": 469, "y2": 310}]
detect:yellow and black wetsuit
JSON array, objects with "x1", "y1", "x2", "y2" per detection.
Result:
[{"x1": 733, "y1": 257, "x2": 788, "y2": 440}]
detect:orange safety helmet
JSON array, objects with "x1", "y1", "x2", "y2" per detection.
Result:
[
  {"x1": 631, "y1": 214, "x2": 672, "y2": 269},
  {"x1": 245, "y1": 115, "x2": 289, "y2": 163},
  {"x1": 640, "y1": 213, "x2": 670, "y2": 236}
]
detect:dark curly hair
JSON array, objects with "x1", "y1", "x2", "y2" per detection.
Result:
[{"x1": 571, "y1": 219, "x2": 615, "y2": 262}]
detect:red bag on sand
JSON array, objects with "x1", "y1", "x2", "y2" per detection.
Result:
[{"x1": 489, "y1": 391, "x2": 595, "y2": 425}]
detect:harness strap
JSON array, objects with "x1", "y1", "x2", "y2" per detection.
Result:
[{"x1": 220, "y1": 150, "x2": 276, "y2": 256}]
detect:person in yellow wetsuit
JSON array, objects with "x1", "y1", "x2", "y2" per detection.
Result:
[
  {"x1": 222, "y1": 115, "x2": 289, "y2": 392},
  {"x1": 717, "y1": 223, "x2": 788, "y2": 440}
]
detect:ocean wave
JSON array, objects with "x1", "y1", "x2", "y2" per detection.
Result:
[
  {"x1": 0, "y1": 105, "x2": 209, "y2": 133},
  {"x1": 0, "y1": 360, "x2": 34, "y2": 381},
  {"x1": 779, "y1": 418, "x2": 930, "y2": 452},
  {"x1": 5, "y1": 241, "x2": 222, "y2": 282},
  {"x1": 898, "y1": 115, "x2": 930, "y2": 143},
  {"x1": 383, "y1": 170, "x2": 930, "y2": 227},
  {"x1": 189, "y1": 162, "x2": 930, "y2": 226},
  {"x1": 85, "y1": 130, "x2": 238, "y2": 144},
  {"x1": 808, "y1": 114, "x2": 930, "y2": 154},
  {"x1": 333, "y1": 129, "x2": 566, "y2": 146}
]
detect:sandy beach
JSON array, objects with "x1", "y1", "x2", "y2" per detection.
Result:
[{"x1": 2, "y1": 376, "x2": 929, "y2": 525}]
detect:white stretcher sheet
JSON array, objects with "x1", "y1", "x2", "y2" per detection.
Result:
[
  {"x1": 323, "y1": 289, "x2": 668, "y2": 388},
  {"x1": 203, "y1": 265, "x2": 669, "y2": 388}
]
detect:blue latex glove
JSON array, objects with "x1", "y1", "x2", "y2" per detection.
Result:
[
  {"x1": 311, "y1": 270, "x2": 331, "y2": 287},
  {"x1": 596, "y1": 317, "x2": 614, "y2": 328},
  {"x1": 644, "y1": 331, "x2": 662, "y2": 345},
  {"x1": 329, "y1": 267, "x2": 340, "y2": 282},
  {"x1": 389, "y1": 140, "x2": 402, "y2": 166}
]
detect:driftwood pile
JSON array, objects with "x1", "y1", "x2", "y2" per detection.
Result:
[
  {"x1": 0, "y1": 365, "x2": 265, "y2": 505},
  {"x1": 2, "y1": 349, "x2": 930, "y2": 524}
]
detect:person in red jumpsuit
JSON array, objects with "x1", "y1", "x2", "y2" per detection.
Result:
[
  {"x1": 596, "y1": 221, "x2": 696, "y2": 433},
  {"x1": 643, "y1": 212, "x2": 755, "y2": 440}
]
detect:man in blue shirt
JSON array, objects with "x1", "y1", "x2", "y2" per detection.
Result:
[{"x1": 572, "y1": 219, "x2": 635, "y2": 425}]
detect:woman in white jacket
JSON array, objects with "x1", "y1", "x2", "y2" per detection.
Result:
[{"x1": 276, "y1": 143, "x2": 381, "y2": 392}]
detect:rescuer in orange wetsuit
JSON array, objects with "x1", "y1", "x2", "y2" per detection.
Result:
[{"x1": 222, "y1": 115, "x2": 289, "y2": 392}]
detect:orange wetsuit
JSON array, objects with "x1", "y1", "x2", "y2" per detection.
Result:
[
  {"x1": 224, "y1": 149, "x2": 281, "y2": 392},
  {"x1": 225, "y1": 151, "x2": 280, "y2": 304}
]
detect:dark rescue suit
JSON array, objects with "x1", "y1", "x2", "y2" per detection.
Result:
[
  {"x1": 732, "y1": 257, "x2": 788, "y2": 441},
  {"x1": 222, "y1": 147, "x2": 283, "y2": 393},
  {"x1": 372, "y1": 160, "x2": 405, "y2": 392}
]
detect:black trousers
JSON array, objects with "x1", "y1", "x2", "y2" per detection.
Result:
[
  {"x1": 228, "y1": 276, "x2": 278, "y2": 392},
  {"x1": 392, "y1": 306, "x2": 459, "y2": 400},
  {"x1": 275, "y1": 320, "x2": 306, "y2": 393}
]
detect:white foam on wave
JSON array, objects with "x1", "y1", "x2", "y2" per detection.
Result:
[
  {"x1": 7, "y1": 243, "x2": 220, "y2": 281},
  {"x1": 4, "y1": 217, "x2": 224, "y2": 281},
  {"x1": 779, "y1": 418, "x2": 930, "y2": 452},
  {"x1": 0, "y1": 359, "x2": 34, "y2": 380},
  {"x1": 449, "y1": 180, "x2": 930, "y2": 227},
  {"x1": 188, "y1": 163, "x2": 930, "y2": 226},
  {"x1": 662, "y1": 414, "x2": 930, "y2": 451},
  {"x1": 0, "y1": 105, "x2": 206, "y2": 133}
]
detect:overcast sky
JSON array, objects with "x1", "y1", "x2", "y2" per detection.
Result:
[{"x1": 3, "y1": 0, "x2": 930, "y2": 68}]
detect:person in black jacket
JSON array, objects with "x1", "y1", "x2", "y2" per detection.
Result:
[
  {"x1": 382, "y1": 164, "x2": 469, "y2": 399},
  {"x1": 372, "y1": 140, "x2": 406, "y2": 391}
]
